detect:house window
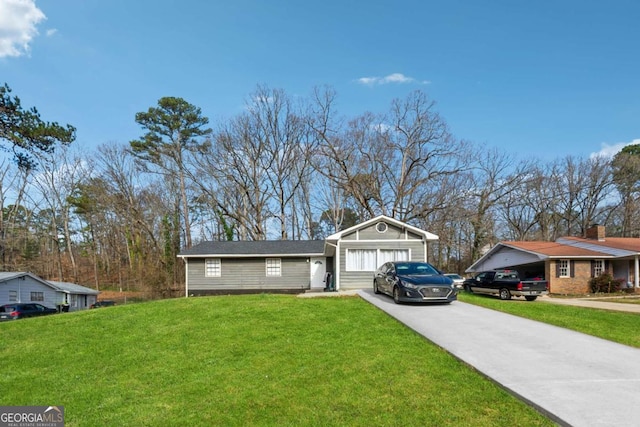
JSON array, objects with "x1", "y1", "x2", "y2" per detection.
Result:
[
  {"x1": 346, "y1": 249, "x2": 378, "y2": 271},
  {"x1": 8, "y1": 290, "x2": 17, "y2": 302},
  {"x1": 30, "y1": 292, "x2": 44, "y2": 302},
  {"x1": 558, "y1": 260, "x2": 569, "y2": 278},
  {"x1": 205, "y1": 258, "x2": 221, "y2": 277},
  {"x1": 346, "y1": 249, "x2": 410, "y2": 271},
  {"x1": 593, "y1": 259, "x2": 605, "y2": 277},
  {"x1": 266, "y1": 258, "x2": 281, "y2": 277},
  {"x1": 378, "y1": 249, "x2": 410, "y2": 265}
]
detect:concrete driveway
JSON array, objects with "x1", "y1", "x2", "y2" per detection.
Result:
[{"x1": 358, "y1": 289, "x2": 640, "y2": 427}]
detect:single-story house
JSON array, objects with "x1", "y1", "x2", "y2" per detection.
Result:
[
  {"x1": 48, "y1": 280, "x2": 101, "y2": 311},
  {"x1": 466, "y1": 225, "x2": 640, "y2": 295},
  {"x1": 0, "y1": 272, "x2": 100, "y2": 311},
  {"x1": 177, "y1": 215, "x2": 439, "y2": 296}
]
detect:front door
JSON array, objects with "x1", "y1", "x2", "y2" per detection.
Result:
[{"x1": 310, "y1": 257, "x2": 327, "y2": 290}]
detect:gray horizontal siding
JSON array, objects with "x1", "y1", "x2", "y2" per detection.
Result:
[
  {"x1": 342, "y1": 222, "x2": 424, "y2": 241},
  {"x1": 358, "y1": 222, "x2": 404, "y2": 240},
  {"x1": 187, "y1": 257, "x2": 310, "y2": 291},
  {"x1": 339, "y1": 271, "x2": 376, "y2": 290},
  {"x1": 0, "y1": 278, "x2": 59, "y2": 308}
]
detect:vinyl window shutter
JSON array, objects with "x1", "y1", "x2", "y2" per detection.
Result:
[{"x1": 570, "y1": 260, "x2": 575, "y2": 278}]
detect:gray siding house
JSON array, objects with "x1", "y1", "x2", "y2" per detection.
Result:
[
  {"x1": 178, "y1": 240, "x2": 328, "y2": 295},
  {"x1": 0, "y1": 272, "x2": 100, "y2": 311},
  {"x1": 326, "y1": 216, "x2": 439, "y2": 290},
  {"x1": 178, "y1": 215, "x2": 439, "y2": 295},
  {"x1": 48, "y1": 280, "x2": 101, "y2": 311}
]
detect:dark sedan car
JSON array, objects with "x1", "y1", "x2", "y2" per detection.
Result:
[
  {"x1": 0, "y1": 303, "x2": 58, "y2": 321},
  {"x1": 373, "y1": 261, "x2": 457, "y2": 304},
  {"x1": 89, "y1": 300, "x2": 116, "y2": 309}
]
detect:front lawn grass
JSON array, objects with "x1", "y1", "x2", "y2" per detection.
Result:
[
  {"x1": 458, "y1": 292, "x2": 640, "y2": 348},
  {"x1": 0, "y1": 295, "x2": 554, "y2": 426}
]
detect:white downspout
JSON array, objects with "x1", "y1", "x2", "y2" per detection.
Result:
[
  {"x1": 423, "y1": 238, "x2": 428, "y2": 263},
  {"x1": 334, "y1": 242, "x2": 340, "y2": 291},
  {"x1": 635, "y1": 255, "x2": 639, "y2": 288},
  {"x1": 183, "y1": 257, "x2": 189, "y2": 298}
]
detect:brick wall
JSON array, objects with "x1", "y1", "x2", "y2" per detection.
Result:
[{"x1": 548, "y1": 260, "x2": 592, "y2": 295}]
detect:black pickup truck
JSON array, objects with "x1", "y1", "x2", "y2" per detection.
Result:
[{"x1": 463, "y1": 270, "x2": 548, "y2": 301}]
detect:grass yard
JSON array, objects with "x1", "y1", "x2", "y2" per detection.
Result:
[
  {"x1": 0, "y1": 294, "x2": 554, "y2": 426},
  {"x1": 458, "y1": 293, "x2": 640, "y2": 348}
]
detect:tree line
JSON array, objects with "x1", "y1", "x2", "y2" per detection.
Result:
[{"x1": 1, "y1": 83, "x2": 639, "y2": 295}]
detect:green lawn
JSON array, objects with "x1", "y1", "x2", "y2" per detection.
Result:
[
  {"x1": 458, "y1": 292, "x2": 640, "y2": 348},
  {"x1": 0, "y1": 295, "x2": 554, "y2": 426}
]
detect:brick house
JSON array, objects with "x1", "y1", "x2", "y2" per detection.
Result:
[{"x1": 466, "y1": 225, "x2": 640, "y2": 295}]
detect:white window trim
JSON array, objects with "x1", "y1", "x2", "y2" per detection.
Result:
[
  {"x1": 375, "y1": 222, "x2": 388, "y2": 233},
  {"x1": 558, "y1": 259, "x2": 570, "y2": 278},
  {"x1": 205, "y1": 258, "x2": 221, "y2": 277},
  {"x1": 266, "y1": 258, "x2": 282, "y2": 277},
  {"x1": 593, "y1": 259, "x2": 605, "y2": 277}
]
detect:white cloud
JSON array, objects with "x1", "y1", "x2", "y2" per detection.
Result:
[
  {"x1": 591, "y1": 139, "x2": 640, "y2": 159},
  {"x1": 46, "y1": 28, "x2": 57, "y2": 37},
  {"x1": 0, "y1": 0, "x2": 46, "y2": 58},
  {"x1": 356, "y1": 73, "x2": 430, "y2": 86}
]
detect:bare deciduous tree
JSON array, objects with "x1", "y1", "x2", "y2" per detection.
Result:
[
  {"x1": 463, "y1": 148, "x2": 534, "y2": 261},
  {"x1": 32, "y1": 146, "x2": 91, "y2": 282}
]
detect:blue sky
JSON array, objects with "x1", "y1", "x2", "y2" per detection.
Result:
[{"x1": 1, "y1": 0, "x2": 639, "y2": 160}]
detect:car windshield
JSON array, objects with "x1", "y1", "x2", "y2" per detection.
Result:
[
  {"x1": 446, "y1": 274, "x2": 462, "y2": 279},
  {"x1": 395, "y1": 263, "x2": 438, "y2": 276}
]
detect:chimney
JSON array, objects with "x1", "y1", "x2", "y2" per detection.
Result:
[{"x1": 586, "y1": 224, "x2": 605, "y2": 241}]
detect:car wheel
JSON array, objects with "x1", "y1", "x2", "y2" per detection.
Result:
[
  {"x1": 525, "y1": 296, "x2": 538, "y2": 301},
  {"x1": 464, "y1": 284, "x2": 472, "y2": 293},
  {"x1": 393, "y1": 286, "x2": 402, "y2": 304},
  {"x1": 499, "y1": 288, "x2": 511, "y2": 300},
  {"x1": 373, "y1": 280, "x2": 380, "y2": 294}
]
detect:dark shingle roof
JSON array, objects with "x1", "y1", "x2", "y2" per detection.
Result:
[{"x1": 178, "y1": 240, "x2": 326, "y2": 257}]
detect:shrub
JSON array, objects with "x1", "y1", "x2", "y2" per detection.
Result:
[{"x1": 589, "y1": 273, "x2": 626, "y2": 293}]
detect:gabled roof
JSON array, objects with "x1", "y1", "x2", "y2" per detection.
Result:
[
  {"x1": 466, "y1": 236, "x2": 639, "y2": 273},
  {"x1": 178, "y1": 240, "x2": 327, "y2": 258},
  {"x1": 558, "y1": 237, "x2": 640, "y2": 256},
  {"x1": 325, "y1": 215, "x2": 439, "y2": 241},
  {"x1": 0, "y1": 272, "x2": 42, "y2": 282},
  {"x1": 48, "y1": 281, "x2": 100, "y2": 295},
  {"x1": 0, "y1": 272, "x2": 100, "y2": 295},
  {"x1": 502, "y1": 241, "x2": 611, "y2": 258},
  {"x1": 0, "y1": 272, "x2": 58, "y2": 289}
]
